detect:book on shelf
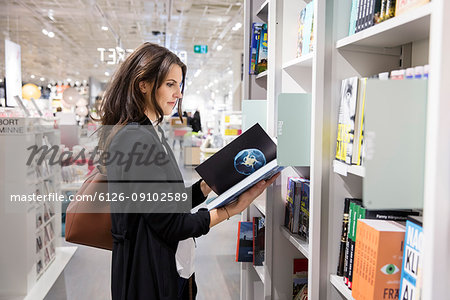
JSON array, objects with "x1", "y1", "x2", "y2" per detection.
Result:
[
  {"x1": 284, "y1": 177, "x2": 302, "y2": 234},
  {"x1": 256, "y1": 23, "x2": 268, "y2": 74},
  {"x1": 249, "y1": 23, "x2": 263, "y2": 75},
  {"x1": 344, "y1": 200, "x2": 420, "y2": 290},
  {"x1": 299, "y1": 180, "x2": 310, "y2": 240},
  {"x1": 197, "y1": 123, "x2": 284, "y2": 210},
  {"x1": 236, "y1": 221, "x2": 254, "y2": 262},
  {"x1": 337, "y1": 198, "x2": 353, "y2": 276},
  {"x1": 301, "y1": 1, "x2": 314, "y2": 56},
  {"x1": 293, "y1": 259, "x2": 308, "y2": 300},
  {"x1": 253, "y1": 216, "x2": 265, "y2": 266},
  {"x1": 395, "y1": 0, "x2": 429, "y2": 17},
  {"x1": 336, "y1": 77, "x2": 359, "y2": 165},
  {"x1": 352, "y1": 219, "x2": 405, "y2": 300},
  {"x1": 351, "y1": 78, "x2": 367, "y2": 165},
  {"x1": 399, "y1": 216, "x2": 423, "y2": 300},
  {"x1": 297, "y1": 7, "x2": 306, "y2": 57},
  {"x1": 349, "y1": 0, "x2": 359, "y2": 35},
  {"x1": 343, "y1": 199, "x2": 362, "y2": 285}
]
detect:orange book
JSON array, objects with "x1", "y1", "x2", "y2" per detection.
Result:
[{"x1": 352, "y1": 219, "x2": 405, "y2": 300}]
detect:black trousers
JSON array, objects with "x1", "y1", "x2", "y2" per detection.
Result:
[{"x1": 177, "y1": 273, "x2": 197, "y2": 300}]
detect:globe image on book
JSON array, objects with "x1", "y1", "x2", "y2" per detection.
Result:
[{"x1": 234, "y1": 148, "x2": 266, "y2": 175}]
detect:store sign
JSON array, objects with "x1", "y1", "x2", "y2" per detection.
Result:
[
  {"x1": 193, "y1": 45, "x2": 208, "y2": 54},
  {"x1": 97, "y1": 47, "x2": 134, "y2": 64}
]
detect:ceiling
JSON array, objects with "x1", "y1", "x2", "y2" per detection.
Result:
[{"x1": 0, "y1": 0, "x2": 244, "y2": 96}]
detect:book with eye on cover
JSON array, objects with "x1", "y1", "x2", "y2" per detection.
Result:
[{"x1": 197, "y1": 123, "x2": 284, "y2": 210}]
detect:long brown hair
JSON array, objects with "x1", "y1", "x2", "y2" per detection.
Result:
[{"x1": 97, "y1": 42, "x2": 186, "y2": 150}]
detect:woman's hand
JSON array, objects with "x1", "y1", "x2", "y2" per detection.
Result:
[
  {"x1": 200, "y1": 180, "x2": 212, "y2": 197},
  {"x1": 228, "y1": 172, "x2": 280, "y2": 215},
  {"x1": 209, "y1": 172, "x2": 280, "y2": 228}
]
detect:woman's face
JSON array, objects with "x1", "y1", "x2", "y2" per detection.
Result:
[{"x1": 156, "y1": 64, "x2": 183, "y2": 116}]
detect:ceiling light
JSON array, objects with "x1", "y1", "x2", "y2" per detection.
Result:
[
  {"x1": 0, "y1": 79, "x2": 2, "y2": 83},
  {"x1": 228, "y1": 70, "x2": 233, "y2": 75},
  {"x1": 31, "y1": 75, "x2": 35, "y2": 79},
  {"x1": 40, "y1": 77, "x2": 45, "y2": 81},
  {"x1": 67, "y1": 78, "x2": 72, "y2": 82},
  {"x1": 101, "y1": 26, "x2": 109, "y2": 31},
  {"x1": 214, "y1": 79, "x2": 218, "y2": 84},
  {"x1": 47, "y1": 84, "x2": 52, "y2": 88},
  {"x1": 216, "y1": 45, "x2": 223, "y2": 51},
  {"x1": 194, "y1": 70, "x2": 201, "y2": 78},
  {"x1": 105, "y1": 71, "x2": 110, "y2": 76},
  {"x1": 47, "y1": 31, "x2": 55, "y2": 38},
  {"x1": 204, "y1": 86, "x2": 208, "y2": 90},
  {"x1": 196, "y1": 91, "x2": 200, "y2": 94},
  {"x1": 232, "y1": 22, "x2": 242, "y2": 31},
  {"x1": 42, "y1": 29, "x2": 48, "y2": 35}
]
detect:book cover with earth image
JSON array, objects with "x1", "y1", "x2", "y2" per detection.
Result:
[{"x1": 196, "y1": 123, "x2": 279, "y2": 203}]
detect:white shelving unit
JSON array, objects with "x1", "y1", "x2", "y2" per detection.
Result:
[
  {"x1": 329, "y1": 275, "x2": 354, "y2": 300},
  {"x1": 0, "y1": 117, "x2": 77, "y2": 299},
  {"x1": 242, "y1": 0, "x2": 450, "y2": 299}
]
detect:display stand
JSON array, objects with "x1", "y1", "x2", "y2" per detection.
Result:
[{"x1": 0, "y1": 117, "x2": 76, "y2": 299}]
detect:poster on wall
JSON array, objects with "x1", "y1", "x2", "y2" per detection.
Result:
[{"x1": 5, "y1": 40, "x2": 22, "y2": 107}]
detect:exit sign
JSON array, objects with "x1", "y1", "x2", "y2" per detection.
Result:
[{"x1": 194, "y1": 45, "x2": 208, "y2": 54}]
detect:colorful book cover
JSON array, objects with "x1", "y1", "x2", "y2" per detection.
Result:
[
  {"x1": 256, "y1": 23, "x2": 268, "y2": 74},
  {"x1": 299, "y1": 180, "x2": 310, "y2": 240},
  {"x1": 352, "y1": 219, "x2": 405, "y2": 300},
  {"x1": 338, "y1": 198, "x2": 356, "y2": 276},
  {"x1": 395, "y1": 0, "x2": 429, "y2": 17},
  {"x1": 301, "y1": 1, "x2": 314, "y2": 56},
  {"x1": 336, "y1": 77, "x2": 359, "y2": 164},
  {"x1": 297, "y1": 7, "x2": 306, "y2": 57},
  {"x1": 344, "y1": 199, "x2": 362, "y2": 285},
  {"x1": 399, "y1": 216, "x2": 423, "y2": 300},
  {"x1": 349, "y1": 0, "x2": 360, "y2": 35},
  {"x1": 284, "y1": 177, "x2": 302, "y2": 234},
  {"x1": 197, "y1": 123, "x2": 284, "y2": 210},
  {"x1": 253, "y1": 216, "x2": 265, "y2": 266},
  {"x1": 293, "y1": 259, "x2": 308, "y2": 300},
  {"x1": 249, "y1": 23, "x2": 263, "y2": 75},
  {"x1": 352, "y1": 77, "x2": 367, "y2": 165},
  {"x1": 236, "y1": 221, "x2": 254, "y2": 262}
]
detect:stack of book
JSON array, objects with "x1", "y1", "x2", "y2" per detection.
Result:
[
  {"x1": 297, "y1": 1, "x2": 315, "y2": 58},
  {"x1": 349, "y1": 0, "x2": 430, "y2": 35},
  {"x1": 249, "y1": 23, "x2": 268, "y2": 75},
  {"x1": 284, "y1": 177, "x2": 310, "y2": 240},
  {"x1": 336, "y1": 198, "x2": 420, "y2": 293},
  {"x1": 236, "y1": 216, "x2": 265, "y2": 266}
]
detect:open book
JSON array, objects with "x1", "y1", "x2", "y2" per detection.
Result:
[{"x1": 195, "y1": 123, "x2": 284, "y2": 210}]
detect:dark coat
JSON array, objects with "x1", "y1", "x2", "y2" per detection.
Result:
[{"x1": 107, "y1": 119, "x2": 210, "y2": 300}]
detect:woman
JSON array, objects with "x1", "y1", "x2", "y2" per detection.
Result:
[{"x1": 99, "y1": 42, "x2": 278, "y2": 299}]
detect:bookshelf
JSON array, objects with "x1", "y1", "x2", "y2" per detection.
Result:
[
  {"x1": 0, "y1": 118, "x2": 76, "y2": 299},
  {"x1": 242, "y1": 0, "x2": 450, "y2": 299}
]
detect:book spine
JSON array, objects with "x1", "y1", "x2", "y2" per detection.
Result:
[
  {"x1": 253, "y1": 217, "x2": 257, "y2": 265},
  {"x1": 236, "y1": 222, "x2": 242, "y2": 262},
  {"x1": 348, "y1": 0, "x2": 360, "y2": 35},
  {"x1": 337, "y1": 198, "x2": 351, "y2": 276},
  {"x1": 348, "y1": 203, "x2": 364, "y2": 289},
  {"x1": 362, "y1": 0, "x2": 370, "y2": 31},
  {"x1": 344, "y1": 201, "x2": 356, "y2": 284},
  {"x1": 355, "y1": 0, "x2": 364, "y2": 33},
  {"x1": 294, "y1": 181, "x2": 302, "y2": 234},
  {"x1": 302, "y1": 2, "x2": 314, "y2": 55},
  {"x1": 367, "y1": 0, "x2": 375, "y2": 28}
]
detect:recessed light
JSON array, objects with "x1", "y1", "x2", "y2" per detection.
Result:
[
  {"x1": 47, "y1": 31, "x2": 55, "y2": 38},
  {"x1": 216, "y1": 45, "x2": 223, "y2": 51},
  {"x1": 105, "y1": 71, "x2": 110, "y2": 76},
  {"x1": 31, "y1": 75, "x2": 35, "y2": 79},
  {"x1": 67, "y1": 78, "x2": 72, "y2": 82},
  {"x1": 101, "y1": 26, "x2": 109, "y2": 31},
  {"x1": 42, "y1": 29, "x2": 48, "y2": 35},
  {"x1": 40, "y1": 77, "x2": 45, "y2": 81}
]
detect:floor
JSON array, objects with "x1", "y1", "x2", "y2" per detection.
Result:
[{"x1": 45, "y1": 146, "x2": 240, "y2": 300}]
